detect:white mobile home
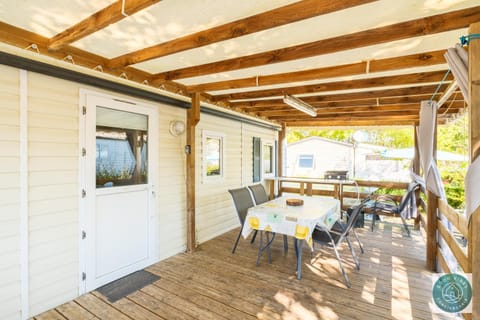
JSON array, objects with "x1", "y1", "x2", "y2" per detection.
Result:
[
  {"x1": 286, "y1": 136, "x2": 353, "y2": 178},
  {"x1": 0, "y1": 59, "x2": 278, "y2": 318}
]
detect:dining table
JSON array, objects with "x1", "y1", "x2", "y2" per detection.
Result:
[{"x1": 241, "y1": 195, "x2": 340, "y2": 279}]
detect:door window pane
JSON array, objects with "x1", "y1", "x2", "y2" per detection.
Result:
[{"x1": 96, "y1": 107, "x2": 148, "y2": 188}]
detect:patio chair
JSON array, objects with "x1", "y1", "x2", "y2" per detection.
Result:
[
  {"x1": 311, "y1": 203, "x2": 365, "y2": 288},
  {"x1": 247, "y1": 183, "x2": 269, "y2": 205},
  {"x1": 369, "y1": 182, "x2": 420, "y2": 236},
  {"x1": 228, "y1": 187, "x2": 257, "y2": 254},
  {"x1": 248, "y1": 183, "x2": 289, "y2": 253}
]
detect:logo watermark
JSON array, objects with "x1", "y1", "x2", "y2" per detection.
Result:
[{"x1": 432, "y1": 273, "x2": 472, "y2": 314}]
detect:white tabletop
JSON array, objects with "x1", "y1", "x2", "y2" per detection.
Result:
[{"x1": 242, "y1": 196, "x2": 340, "y2": 247}]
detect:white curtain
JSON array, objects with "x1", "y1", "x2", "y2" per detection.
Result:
[
  {"x1": 444, "y1": 44, "x2": 469, "y2": 104},
  {"x1": 419, "y1": 100, "x2": 457, "y2": 272},
  {"x1": 418, "y1": 101, "x2": 446, "y2": 199},
  {"x1": 466, "y1": 157, "x2": 480, "y2": 223}
]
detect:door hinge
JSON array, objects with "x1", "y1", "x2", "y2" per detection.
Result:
[
  {"x1": 82, "y1": 272, "x2": 86, "y2": 281},
  {"x1": 82, "y1": 106, "x2": 86, "y2": 115},
  {"x1": 82, "y1": 189, "x2": 86, "y2": 198},
  {"x1": 82, "y1": 230, "x2": 86, "y2": 239},
  {"x1": 81, "y1": 147, "x2": 86, "y2": 157}
]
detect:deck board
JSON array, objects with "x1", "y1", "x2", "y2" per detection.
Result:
[{"x1": 33, "y1": 220, "x2": 462, "y2": 320}]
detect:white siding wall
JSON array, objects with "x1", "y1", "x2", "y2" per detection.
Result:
[
  {"x1": 156, "y1": 106, "x2": 187, "y2": 259},
  {"x1": 0, "y1": 69, "x2": 189, "y2": 318},
  {"x1": 195, "y1": 115, "x2": 278, "y2": 244},
  {"x1": 196, "y1": 114, "x2": 241, "y2": 243},
  {"x1": 27, "y1": 73, "x2": 80, "y2": 316},
  {"x1": 0, "y1": 65, "x2": 21, "y2": 320},
  {"x1": 0, "y1": 66, "x2": 277, "y2": 319}
]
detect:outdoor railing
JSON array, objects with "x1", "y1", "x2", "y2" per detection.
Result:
[
  {"x1": 267, "y1": 176, "x2": 478, "y2": 318},
  {"x1": 265, "y1": 177, "x2": 408, "y2": 210},
  {"x1": 426, "y1": 194, "x2": 472, "y2": 319}
]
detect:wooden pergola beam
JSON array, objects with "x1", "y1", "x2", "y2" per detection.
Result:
[
  {"x1": 213, "y1": 70, "x2": 451, "y2": 101},
  {"x1": 187, "y1": 50, "x2": 447, "y2": 92},
  {"x1": 249, "y1": 96, "x2": 463, "y2": 114},
  {"x1": 232, "y1": 85, "x2": 449, "y2": 108},
  {"x1": 48, "y1": 0, "x2": 162, "y2": 51},
  {"x1": 108, "y1": 0, "x2": 374, "y2": 69},
  {"x1": 153, "y1": 7, "x2": 480, "y2": 81},
  {"x1": 286, "y1": 113, "x2": 420, "y2": 122},
  {"x1": 0, "y1": 21, "x2": 194, "y2": 98},
  {"x1": 257, "y1": 102, "x2": 464, "y2": 117},
  {"x1": 285, "y1": 119, "x2": 419, "y2": 127}
]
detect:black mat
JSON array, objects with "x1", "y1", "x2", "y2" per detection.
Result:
[{"x1": 97, "y1": 270, "x2": 160, "y2": 303}]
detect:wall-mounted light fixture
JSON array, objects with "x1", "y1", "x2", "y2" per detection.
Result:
[
  {"x1": 169, "y1": 120, "x2": 186, "y2": 136},
  {"x1": 283, "y1": 94, "x2": 317, "y2": 117}
]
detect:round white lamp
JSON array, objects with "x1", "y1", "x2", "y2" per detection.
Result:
[{"x1": 169, "y1": 120, "x2": 186, "y2": 136}]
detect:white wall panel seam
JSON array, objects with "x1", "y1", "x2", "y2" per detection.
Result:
[{"x1": 19, "y1": 69, "x2": 29, "y2": 319}]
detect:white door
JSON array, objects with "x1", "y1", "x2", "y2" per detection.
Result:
[{"x1": 82, "y1": 93, "x2": 158, "y2": 291}]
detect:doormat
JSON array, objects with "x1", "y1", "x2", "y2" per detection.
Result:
[{"x1": 96, "y1": 270, "x2": 160, "y2": 303}]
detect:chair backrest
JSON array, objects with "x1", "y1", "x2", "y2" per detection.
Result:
[
  {"x1": 248, "y1": 184, "x2": 269, "y2": 205},
  {"x1": 398, "y1": 182, "x2": 420, "y2": 212},
  {"x1": 337, "y1": 203, "x2": 365, "y2": 244},
  {"x1": 228, "y1": 187, "x2": 255, "y2": 225}
]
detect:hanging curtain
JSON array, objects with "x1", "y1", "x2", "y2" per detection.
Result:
[
  {"x1": 445, "y1": 43, "x2": 480, "y2": 223},
  {"x1": 418, "y1": 101, "x2": 446, "y2": 199},
  {"x1": 444, "y1": 44, "x2": 469, "y2": 104},
  {"x1": 419, "y1": 100, "x2": 458, "y2": 272},
  {"x1": 466, "y1": 158, "x2": 480, "y2": 223}
]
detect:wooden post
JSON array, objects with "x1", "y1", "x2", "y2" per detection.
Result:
[
  {"x1": 413, "y1": 126, "x2": 422, "y2": 229},
  {"x1": 426, "y1": 102, "x2": 439, "y2": 271},
  {"x1": 306, "y1": 182, "x2": 313, "y2": 197},
  {"x1": 468, "y1": 21, "x2": 480, "y2": 320},
  {"x1": 426, "y1": 190, "x2": 438, "y2": 271},
  {"x1": 186, "y1": 93, "x2": 200, "y2": 253},
  {"x1": 271, "y1": 123, "x2": 286, "y2": 200},
  {"x1": 278, "y1": 123, "x2": 286, "y2": 177},
  {"x1": 267, "y1": 179, "x2": 275, "y2": 200},
  {"x1": 413, "y1": 126, "x2": 421, "y2": 174}
]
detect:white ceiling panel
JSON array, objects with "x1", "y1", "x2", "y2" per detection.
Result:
[
  {"x1": 132, "y1": 0, "x2": 477, "y2": 74},
  {"x1": 73, "y1": 0, "x2": 299, "y2": 58},
  {"x1": 0, "y1": 0, "x2": 115, "y2": 37},
  {"x1": 176, "y1": 29, "x2": 465, "y2": 88}
]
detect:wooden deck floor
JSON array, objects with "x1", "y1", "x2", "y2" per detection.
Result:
[{"x1": 34, "y1": 220, "x2": 462, "y2": 320}]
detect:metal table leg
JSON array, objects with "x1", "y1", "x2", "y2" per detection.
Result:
[
  {"x1": 294, "y1": 238, "x2": 304, "y2": 279},
  {"x1": 256, "y1": 231, "x2": 276, "y2": 266}
]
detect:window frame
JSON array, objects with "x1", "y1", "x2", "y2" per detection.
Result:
[
  {"x1": 262, "y1": 140, "x2": 276, "y2": 178},
  {"x1": 202, "y1": 130, "x2": 226, "y2": 182},
  {"x1": 298, "y1": 154, "x2": 315, "y2": 169}
]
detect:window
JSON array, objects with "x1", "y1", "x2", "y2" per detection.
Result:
[
  {"x1": 203, "y1": 130, "x2": 225, "y2": 180},
  {"x1": 253, "y1": 137, "x2": 276, "y2": 180},
  {"x1": 298, "y1": 154, "x2": 314, "y2": 169},
  {"x1": 96, "y1": 107, "x2": 148, "y2": 188},
  {"x1": 252, "y1": 137, "x2": 261, "y2": 182},
  {"x1": 263, "y1": 143, "x2": 274, "y2": 175}
]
